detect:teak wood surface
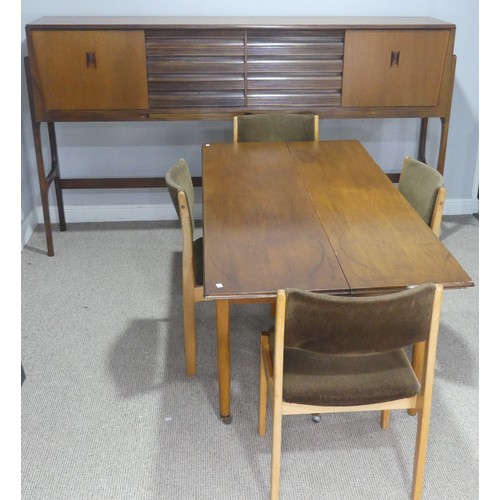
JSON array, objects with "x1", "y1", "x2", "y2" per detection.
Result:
[
  {"x1": 202, "y1": 140, "x2": 473, "y2": 419},
  {"x1": 202, "y1": 142, "x2": 350, "y2": 299},
  {"x1": 30, "y1": 30, "x2": 149, "y2": 111},
  {"x1": 287, "y1": 141, "x2": 471, "y2": 292},
  {"x1": 341, "y1": 30, "x2": 450, "y2": 107}
]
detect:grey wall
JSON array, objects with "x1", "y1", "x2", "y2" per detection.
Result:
[{"x1": 20, "y1": 1, "x2": 479, "y2": 237}]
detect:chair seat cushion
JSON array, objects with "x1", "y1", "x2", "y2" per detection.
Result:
[
  {"x1": 193, "y1": 237, "x2": 204, "y2": 286},
  {"x1": 280, "y1": 344, "x2": 420, "y2": 407}
]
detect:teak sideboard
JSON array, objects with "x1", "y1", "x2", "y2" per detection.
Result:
[{"x1": 24, "y1": 16, "x2": 456, "y2": 256}]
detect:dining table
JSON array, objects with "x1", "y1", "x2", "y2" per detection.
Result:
[{"x1": 201, "y1": 139, "x2": 473, "y2": 422}]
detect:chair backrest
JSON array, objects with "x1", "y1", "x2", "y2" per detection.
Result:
[
  {"x1": 233, "y1": 113, "x2": 319, "y2": 143},
  {"x1": 398, "y1": 157, "x2": 444, "y2": 227},
  {"x1": 165, "y1": 159, "x2": 195, "y2": 235},
  {"x1": 282, "y1": 284, "x2": 437, "y2": 355}
]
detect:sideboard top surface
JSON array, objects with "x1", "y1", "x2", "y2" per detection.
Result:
[{"x1": 26, "y1": 16, "x2": 455, "y2": 30}]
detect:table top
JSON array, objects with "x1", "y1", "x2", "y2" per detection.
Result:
[{"x1": 202, "y1": 140, "x2": 473, "y2": 299}]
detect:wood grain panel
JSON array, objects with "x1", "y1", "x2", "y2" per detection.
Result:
[
  {"x1": 247, "y1": 75, "x2": 342, "y2": 91},
  {"x1": 146, "y1": 29, "x2": 245, "y2": 109},
  {"x1": 246, "y1": 29, "x2": 344, "y2": 108},
  {"x1": 148, "y1": 77, "x2": 244, "y2": 91},
  {"x1": 31, "y1": 30, "x2": 148, "y2": 111},
  {"x1": 146, "y1": 32, "x2": 245, "y2": 56},
  {"x1": 202, "y1": 142, "x2": 349, "y2": 298},
  {"x1": 342, "y1": 30, "x2": 449, "y2": 107},
  {"x1": 246, "y1": 60, "x2": 343, "y2": 74},
  {"x1": 287, "y1": 141, "x2": 473, "y2": 292},
  {"x1": 147, "y1": 58, "x2": 244, "y2": 74},
  {"x1": 247, "y1": 93, "x2": 341, "y2": 107},
  {"x1": 149, "y1": 93, "x2": 245, "y2": 108}
]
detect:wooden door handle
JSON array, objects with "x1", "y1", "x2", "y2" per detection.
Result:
[
  {"x1": 86, "y1": 51, "x2": 97, "y2": 69},
  {"x1": 390, "y1": 50, "x2": 400, "y2": 68}
]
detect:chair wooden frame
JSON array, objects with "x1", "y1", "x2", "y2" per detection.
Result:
[
  {"x1": 259, "y1": 285, "x2": 443, "y2": 500},
  {"x1": 429, "y1": 186, "x2": 446, "y2": 238},
  {"x1": 176, "y1": 188, "x2": 205, "y2": 376},
  {"x1": 233, "y1": 113, "x2": 319, "y2": 143},
  {"x1": 401, "y1": 156, "x2": 446, "y2": 238},
  {"x1": 399, "y1": 156, "x2": 445, "y2": 420}
]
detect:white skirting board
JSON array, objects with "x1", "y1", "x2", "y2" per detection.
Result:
[{"x1": 21, "y1": 198, "x2": 478, "y2": 250}]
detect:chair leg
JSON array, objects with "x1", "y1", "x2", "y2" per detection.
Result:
[
  {"x1": 381, "y1": 410, "x2": 391, "y2": 429},
  {"x1": 409, "y1": 343, "x2": 425, "y2": 416},
  {"x1": 182, "y1": 288, "x2": 197, "y2": 376},
  {"x1": 271, "y1": 405, "x2": 283, "y2": 500},
  {"x1": 411, "y1": 405, "x2": 432, "y2": 500},
  {"x1": 259, "y1": 339, "x2": 268, "y2": 437}
]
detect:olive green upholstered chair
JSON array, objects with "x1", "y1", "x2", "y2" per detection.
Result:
[
  {"x1": 233, "y1": 113, "x2": 319, "y2": 143},
  {"x1": 165, "y1": 159, "x2": 205, "y2": 376},
  {"x1": 398, "y1": 157, "x2": 446, "y2": 238},
  {"x1": 259, "y1": 284, "x2": 443, "y2": 500}
]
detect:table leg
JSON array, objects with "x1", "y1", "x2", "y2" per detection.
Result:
[{"x1": 216, "y1": 299, "x2": 232, "y2": 423}]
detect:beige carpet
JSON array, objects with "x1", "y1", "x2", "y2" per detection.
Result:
[{"x1": 21, "y1": 215, "x2": 478, "y2": 499}]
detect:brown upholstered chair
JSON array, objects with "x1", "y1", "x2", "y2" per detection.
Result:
[
  {"x1": 259, "y1": 284, "x2": 443, "y2": 500},
  {"x1": 398, "y1": 156, "x2": 446, "y2": 238},
  {"x1": 165, "y1": 159, "x2": 205, "y2": 376},
  {"x1": 233, "y1": 113, "x2": 319, "y2": 143}
]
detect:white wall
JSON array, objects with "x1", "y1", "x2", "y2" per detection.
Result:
[{"x1": 20, "y1": 1, "x2": 479, "y2": 245}]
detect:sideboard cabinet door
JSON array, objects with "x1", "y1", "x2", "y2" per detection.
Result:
[
  {"x1": 30, "y1": 30, "x2": 149, "y2": 111},
  {"x1": 341, "y1": 30, "x2": 450, "y2": 107}
]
